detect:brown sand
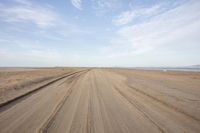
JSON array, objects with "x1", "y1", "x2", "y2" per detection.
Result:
[{"x1": 0, "y1": 68, "x2": 199, "y2": 133}]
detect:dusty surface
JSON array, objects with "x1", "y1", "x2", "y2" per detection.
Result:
[
  {"x1": 0, "y1": 67, "x2": 80, "y2": 104},
  {"x1": 0, "y1": 68, "x2": 200, "y2": 133},
  {"x1": 0, "y1": 67, "x2": 75, "y2": 91}
]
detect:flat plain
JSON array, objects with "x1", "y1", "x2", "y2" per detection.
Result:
[{"x1": 0, "y1": 67, "x2": 200, "y2": 133}]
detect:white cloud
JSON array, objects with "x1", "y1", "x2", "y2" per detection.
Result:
[
  {"x1": 0, "y1": 1, "x2": 59, "y2": 28},
  {"x1": 14, "y1": 0, "x2": 31, "y2": 6},
  {"x1": 112, "y1": 4, "x2": 162, "y2": 25},
  {"x1": 105, "y1": 1, "x2": 200, "y2": 59},
  {"x1": 71, "y1": 0, "x2": 82, "y2": 10},
  {"x1": 0, "y1": 0, "x2": 90, "y2": 41},
  {"x1": 91, "y1": 0, "x2": 121, "y2": 15},
  {"x1": 112, "y1": 11, "x2": 135, "y2": 26}
]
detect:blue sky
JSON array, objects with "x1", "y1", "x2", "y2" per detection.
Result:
[{"x1": 0, "y1": 0, "x2": 200, "y2": 67}]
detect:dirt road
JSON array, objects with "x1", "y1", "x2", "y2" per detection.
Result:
[{"x1": 0, "y1": 69, "x2": 200, "y2": 133}]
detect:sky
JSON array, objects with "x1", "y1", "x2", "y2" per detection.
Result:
[{"x1": 0, "y1": 0, "x2": 200, "y2": 67}]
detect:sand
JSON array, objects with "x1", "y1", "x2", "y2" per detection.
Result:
[{"x1": 0, "y1": 68, "x2": 199, "y2": 133}]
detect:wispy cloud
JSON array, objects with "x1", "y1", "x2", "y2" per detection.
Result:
[
  {"x1": 14, "y1": 0, "x2": 31, "y2": 6},
  {"x1": 0, "y1": 0, "x2": 59, "y2": 28},
  {"x1": 112, "y1": 4, "x2": 162, "y2": 25},
  {"x1": 91, "y1": 0, "x2": 122, "y2": 15},
  {"x1": 112, "y1": 11, "x2": 135, "y2": 26},
  {"x1": 0, "y1": 0, "x2": 90, "y2": 40},
  {"x1": 71, "y1": 0, "x2": 82, "y2": 10},
  {"x1": 1, "y1": 0, "x2": 199, "y2": 67},
  {"x1": 105, "y1": 1, "x2": 200, "y2": 58}
]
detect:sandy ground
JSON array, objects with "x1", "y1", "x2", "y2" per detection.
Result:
[
  {"x1": 0, "y1": 67, "x2": 75, "y2": 91},
  {"x1": 0, "y1": 67, "x2": 80, "y2": 104},
  {"x1": 0, "y1": 68, "x2": 199, "y2": 133}
]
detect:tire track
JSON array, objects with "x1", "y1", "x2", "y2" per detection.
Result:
[
  {"x1": 1, "y1": 68, "x2": 199, "y2": 133},
  {"x1": 126, "y1": 84, "x2": 200, "y2": 122},
  {"x1": 102, "y1": 69, "x2": 200, "y2": 132},
  {"x1": 86, "y1": 85, "x2": 91, "y2": 133},
  {"x1": 40, "y1": 70, "x2": 90, "y2": 133},
  {"x1": 0, "y1": 69, "x2": 89, "y2": 112},
  {"x1": 89, "y1": 71, "x2": 106, "y2": 133},
  {"x1": 114, "y1": 86, "x2": 166, "y2": 133},
  {"x1": 95, "y1": 70, "x2": 144, "y2": 133},
  {"x1": 44, "y1": 69, "x2": 91, "y2": 133},
  {"x1": 67, "y1": 71, "x2": 91, "y2": 133}
]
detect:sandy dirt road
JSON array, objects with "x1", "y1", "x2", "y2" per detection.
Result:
[{"x1": 0, "y1": 69, "x2": 200, "y2": 133}]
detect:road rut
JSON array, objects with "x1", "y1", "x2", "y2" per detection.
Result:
[{"x1": 0, "y1": 69, "x2": 199, "y2": 133}]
